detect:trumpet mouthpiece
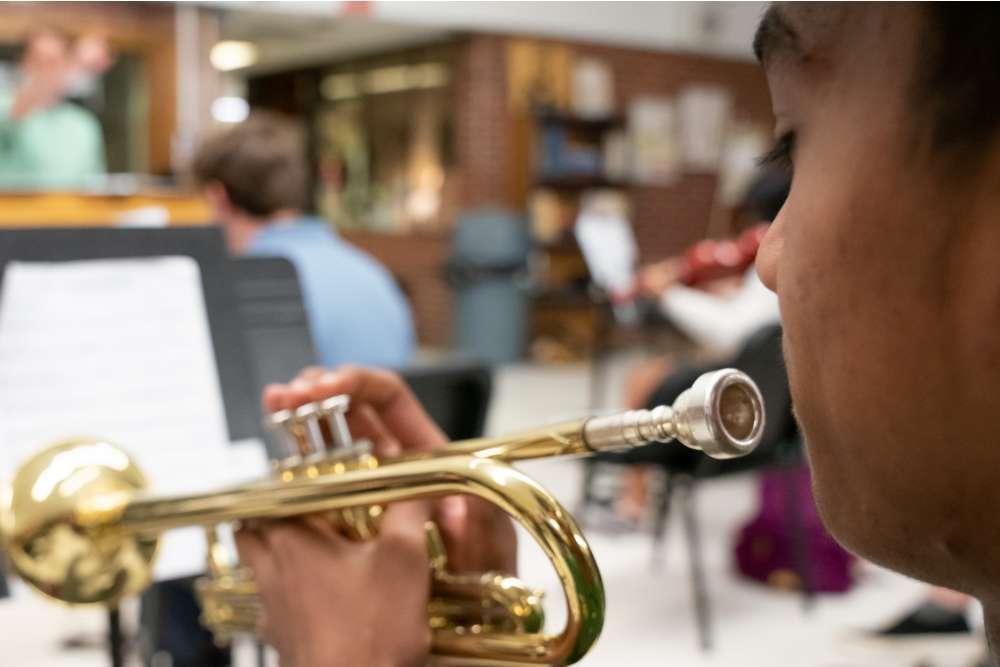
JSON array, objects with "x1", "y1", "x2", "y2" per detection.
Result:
[{"x1": 582, "y1": 368, "x2": 765, "y2": 459}]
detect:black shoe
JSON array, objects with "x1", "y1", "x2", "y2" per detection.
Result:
[{"x1": 875, "y1": 600, "x2": 971, "y2": 637}]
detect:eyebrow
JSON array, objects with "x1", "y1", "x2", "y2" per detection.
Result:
[{"x1": 753, "y1": 5, "x2": 802, "y2": 65}]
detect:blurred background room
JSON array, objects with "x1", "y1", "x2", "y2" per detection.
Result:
[{"x1": 0, "y1": 2, "x2": 986, "y2": 667}]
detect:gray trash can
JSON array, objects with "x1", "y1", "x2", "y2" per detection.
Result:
[{"x1": 447, "y1": 210, "x2": 530, "y2": 364}]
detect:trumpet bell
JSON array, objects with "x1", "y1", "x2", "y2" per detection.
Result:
[{"x1": 1, "y1": 438, "x2": 157, "y2": 605}]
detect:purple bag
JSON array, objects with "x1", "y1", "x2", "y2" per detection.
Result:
[{"x1": 734, "y1": 465, "x2": 855, "y2": 593}]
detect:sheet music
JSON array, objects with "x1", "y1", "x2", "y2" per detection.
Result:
[
  {"x1": 0, "y1": 257, "x2": 268, "y2": 580},
  {"x1": 574, "y1": 201, "x2": 637, "y2": 295}
]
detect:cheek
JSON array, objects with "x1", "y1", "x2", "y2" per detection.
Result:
[
  {"x1": 772, "y1": 141, "x2": 906, "y2": 510},
  {"x1": 775, "y1": 206, "x2": 854, "y2": 488},
  {"x1": 773, "y1": 136, "x2": 962, "y2": 570}
]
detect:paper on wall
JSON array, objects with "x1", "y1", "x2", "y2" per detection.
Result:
[{"x1": 677, "y1": 84, "x2": 733, "y2": 172}]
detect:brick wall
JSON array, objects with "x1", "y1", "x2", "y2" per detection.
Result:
[
  {"x1": 347, "y1": 35, "x2": 771, "y2": 347},
  {"x1": 452, "y1": 35, "x2": 510, "y2": 209},
  {"x1": 343, "y1": 35, "x2": 508, "y2": 348}
]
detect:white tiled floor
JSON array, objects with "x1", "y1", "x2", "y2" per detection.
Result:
[{"x1": 0, "y1": 357, "x2": 987, "y2": 666}]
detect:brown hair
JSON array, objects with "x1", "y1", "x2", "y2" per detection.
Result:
[
  {"x1": 192, "y1": 112, "x2": 308, "y2": 218},
  {"x1": 914, "y1": 4, "x2": 1000, "y2": 161}
]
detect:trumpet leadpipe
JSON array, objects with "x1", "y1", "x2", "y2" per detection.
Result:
[
  {"x1": 444, "y1": 367, "x2": 764, "y2": 463},
  {"x1": 92, "y1": 368, "x2": 758, "y2": 542},
  {"x1": 583, "y1": 367, "x2": 763, "y2": 459}
]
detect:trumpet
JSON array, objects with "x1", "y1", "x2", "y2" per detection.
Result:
[{"x1": 1, "y1": 368, "x2": 764, "y2": 666}]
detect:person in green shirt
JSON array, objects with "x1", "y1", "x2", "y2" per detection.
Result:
[{"x1": 0, "y1": 28, "x2": 106, "y2": 189}]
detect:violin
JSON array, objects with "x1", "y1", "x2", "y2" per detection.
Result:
[
  {"x1": 611, "y1": 223, "x2": 770, "y2": 304},
  {"x1": 675, "y1": 223, "x2": 770, "y2": 286}
]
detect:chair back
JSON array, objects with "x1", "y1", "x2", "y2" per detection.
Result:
[{"x1": 400, "y1": 363, "x2": 493, "y2": 440}]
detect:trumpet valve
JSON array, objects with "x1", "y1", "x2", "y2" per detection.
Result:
[{"x1": 265, "y1": 394, "x2": 361, "y2": 468}]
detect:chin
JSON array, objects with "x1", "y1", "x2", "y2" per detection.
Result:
[
  {"x1": 807, "y1": 438, "x2": 968, "y2": 591},
  {"x1": 799, "y1": 424, "x2": 884, "y2": 560}
]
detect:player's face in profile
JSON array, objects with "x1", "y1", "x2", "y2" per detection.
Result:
[{"x1": 755, "y1": 5, "x2": 1000, "y2": 593}]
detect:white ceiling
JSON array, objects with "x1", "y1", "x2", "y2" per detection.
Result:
[{"x1": 213, "y1": 1, "x2": 766, "y2": 74}]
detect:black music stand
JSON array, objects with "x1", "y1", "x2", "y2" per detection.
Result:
[
  {"x1": 137, "y1": 256, "x2": 316, "y2": 667},
  {"x1": 0, "y1": 227, "x2": 259, "y2": 667}
]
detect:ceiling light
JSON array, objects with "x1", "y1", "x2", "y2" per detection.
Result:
[
  {"x1": 211, "y1": 97, "x2": 250, "y2": 124},
  {"x1": 210, "y1": 41, "x2": 258, "y2": 72}
]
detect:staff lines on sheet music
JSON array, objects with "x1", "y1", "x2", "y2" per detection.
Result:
[{"x1": 0, "y1": 257, "x2": 245, "y2": 579}]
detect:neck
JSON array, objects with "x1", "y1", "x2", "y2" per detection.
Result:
[
  {"x1": 268, "y1": 208, "x2": 302, "y2": 224},
  {"x1": 223, "y1": 210, "x2": 306, "y2": 254},
  {"x1": 223, "y1": 215, "x2": 266, "y2": 254}
]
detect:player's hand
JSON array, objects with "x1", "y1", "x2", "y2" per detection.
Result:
[
  {"x1": 263, "y1": 365, "x2": 517, "y2": 574},
  {"x1": 236, "y1": 502, "x2": 431, "y2": 667}
]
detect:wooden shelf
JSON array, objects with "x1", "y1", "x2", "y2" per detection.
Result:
[
  {"x1": 0, "y1": 190, "x2": 210, "y2": 226},
  {"x1": 530, "y1": 286, "x2": 595, "y2": 307},
  {"x1": 535, "y1": 109, "x2": 625, "y2": 132},
  {"x1": 532, "y1": 236, "x2": 578, "y2": 252},
  {"x1": 535, "y1": 175, "x2": 631, "y2": 190}
]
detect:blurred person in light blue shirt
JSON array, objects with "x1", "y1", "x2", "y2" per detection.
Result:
[{"x1": 192, "y1": 112, "x2": 414, "y2": 369}]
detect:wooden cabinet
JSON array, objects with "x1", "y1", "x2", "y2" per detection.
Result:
[{"x1": 0, "y1": 191, "x2": 210, "y2": 227}]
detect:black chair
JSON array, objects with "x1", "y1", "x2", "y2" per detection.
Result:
[
  {"x1": 580, "y1": 324, "x2": 809, "y2": 650},
  {"x1": 400, "y1": 362, "x2": 493, "y2": 441}
]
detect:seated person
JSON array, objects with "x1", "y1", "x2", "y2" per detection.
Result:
[
  {"x1": 228, "y1": 6, "x2": 1000, "y2": 667},
  {"x1": 625, "y1": 168, "x2": 788, "y2": 408},
  {"x1": 192, "y1": 112, "x2": 415, "y2": 369},
  {"x1": 239, "y1": 366, "x2": 516, "y2": 666},
  {"x1": 144, "y1": 114, "x2": 418, "y2": 667},
  {"x1": 617, "y1": 170, "x2": 789, "y2": 521}
]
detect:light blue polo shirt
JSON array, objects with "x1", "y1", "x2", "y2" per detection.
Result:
[{"x1": 246, "y1": 218, "x2": 415, "y2": 369}]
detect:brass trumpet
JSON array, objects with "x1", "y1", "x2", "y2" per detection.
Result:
[{"x1": 1, "y1": 368, "x2": 764, "y2": 666}]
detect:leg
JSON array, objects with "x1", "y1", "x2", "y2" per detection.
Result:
[
  {"x1": 108, "y1": 608, "x2": 124, "y2": 667},
  {"x1": 578, "y1": 458, "x2": 600, "y2": 518},
  {"x1": 783, "y1": 465, "x2": 816, "y2": 612},
  {"x1": 679, "y1": 476, "x2": 712, "y2": 651},
  {"x1": 623, "y1": 357, "x2": 675, "y2": 410},
  {"x1": 650, "y1": 472, "x2": 676, "y2": 570},
  {"x1": 618, "y1": 465, "x2": 652, "y2": 522}
]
